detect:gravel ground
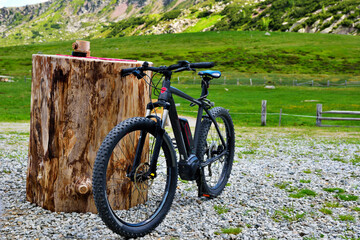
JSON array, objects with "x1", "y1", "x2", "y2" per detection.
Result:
[{"x1": 1, "y1": 123, "x2": 360, "y2": 239}]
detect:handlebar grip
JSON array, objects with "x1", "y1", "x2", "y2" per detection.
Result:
[
  {"x1": 168, "y1": 63, "x2": 182, "y2": 70},
  {"x1": 190, "y1": 62, "x2": 215, "y2": 69},
  {"x1": 121, "y1": 67, "x2": 137, "y2": 76}
]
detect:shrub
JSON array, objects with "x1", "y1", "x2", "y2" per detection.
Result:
[
  {"x1": 305, "y1": 16, "x2": 319, "y2": 26},
  {"x1": 333, "y1": 14, "x2": 342, "y2": 21},
  {"x1": 162, "y1": 10, "x2": 181, "y2": 20},
  {"x1": 197, "y1": 10, "x2": 212, "y2": 18},
  {"x1": 31, "y1": 30, "x2": 42, "y2": 39},
  {"x1": 341, "y1": 19, "x2": 353, "y2": 27},
  {"x1": 108, "y1": 17, "x2": 146, "y2": 37},
  {"x1": 190, "y1": 8, "x2": 197, "y2": 14},
  {"x1": 51, "y1": 23, "x2": 61, "y2": 29},
  {"x1": 220, "y1": 4, "x2": 241, "y2": 16},
  {"x1": 320, "y1": 21, "x2": 332, "y2": 31}
]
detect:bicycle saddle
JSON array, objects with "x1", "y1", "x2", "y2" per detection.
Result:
[{"x1": 198, "y1": 70, "x2": 221, "y2": 79}]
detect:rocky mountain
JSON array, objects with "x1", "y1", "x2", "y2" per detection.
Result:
[
  {"x1": 0, "y1": 0, "x2": 191, "y2": 46},
  {"x1": 0, "y1": 0, "x2": 359, "y2": 47}
]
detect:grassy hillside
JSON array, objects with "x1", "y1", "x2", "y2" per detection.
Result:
[
  {"x1": 1, "y1": 0, "x2": 359, "y2": 47},
  {"x1": 99, "y1": 0, "x2": 360, "y2": 38},
  {"x1": 1, "y1": 31, "x2": 360, "y2": 82},
  {"x1": 214, "y1": 0, "x2": 360, "y2": 33}
]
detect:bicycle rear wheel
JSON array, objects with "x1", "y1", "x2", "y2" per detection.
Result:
[
  {"x1": 196, "y1": 107, "x2": 235, "y2": 198},
  {"x1": 92, "y1": 117, "x2": 177, "y2": 238}
]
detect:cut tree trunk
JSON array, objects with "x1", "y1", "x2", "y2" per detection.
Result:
[{"x1": 27, "y1": 54, "x2": 150, "y2": 213}]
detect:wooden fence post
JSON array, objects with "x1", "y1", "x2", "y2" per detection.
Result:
[
  {"x1": 279, "y1": 108, "x2": 282, "y2": 127},
  {"x1": 316, "y1": 104, "x2": 322, "y2": 127},
  {"x1": 250, "y1": 78, "x2": 252, "y2": 86},
  {"x1": 261, "y1": 100, "x2": 267, "y2": 126}
]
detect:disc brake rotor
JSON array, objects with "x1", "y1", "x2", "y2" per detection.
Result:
[{"x1": 134, "y1": 162, "x2": 153, "y2": 192}]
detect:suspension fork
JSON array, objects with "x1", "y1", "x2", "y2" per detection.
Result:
[
  {"x1": 127, "y1": 121, "x2": 164, "y2": 181},
  {"x1": 129, "y1": 72, "x2": 174, "y2": 181},
  {"x1": 128, "y1": 100, "x2": 170, "y2": 181}
]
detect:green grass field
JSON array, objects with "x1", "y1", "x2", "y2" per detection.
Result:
[
  {"x1": 0, "y1": 31, "x2": 359, "y2": 126},
  {"x1": 1, "y1": 31, "x2": 360, "y2": 82},
  {"x1": 0, "y1": 81, "x2": 31, "y2": 122},
  {"x1": 171, "y1": 84, "x2": 360, "y2": 127},
  {"x1": 2, "y1": 79, "x2": 359, "y2": 127}
]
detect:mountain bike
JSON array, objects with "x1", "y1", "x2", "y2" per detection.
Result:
[{"x1": 92, "y1": 60, "x2": 235, "y2": 238}]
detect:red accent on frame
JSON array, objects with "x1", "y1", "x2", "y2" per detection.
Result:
[{"x1": 161, "y1": 87, "x2": 167, "y2": 94}]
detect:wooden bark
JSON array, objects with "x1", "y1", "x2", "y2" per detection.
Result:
[{"x1": 27, "y1": 54, "x2": 150, "y2": 213}]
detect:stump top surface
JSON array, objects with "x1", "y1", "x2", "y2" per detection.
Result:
[{"x1": 33, "y1": 54, "x2": 141, "y2": 64}]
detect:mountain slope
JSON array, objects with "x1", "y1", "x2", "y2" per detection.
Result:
[
  {"x1": 0, "y1": 0, "x2": 359, "y2": 47},
  {"x1": 0, "y1": 0, "x2": 195, "y2": 46}
]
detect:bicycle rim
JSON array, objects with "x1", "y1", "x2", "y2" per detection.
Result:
[
  {"x1": 93, "y1": 118, "x2": 177, "y2": 237},
  {"x1": 203, "y1": 115, "x2": 230, "y2": 189},
  {"x1": 107, "y1": 128, "x2": 169, "y2": 224}
]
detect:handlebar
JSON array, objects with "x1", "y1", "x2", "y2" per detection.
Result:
[
  {"x1": 121, "y1": 67, "x2": 137, "y2": 76},
  {"x1": 121, "y1": 61, "x2": 215, "y2": 78},
  {"x1": 190, "y1": 62, "x2": 214, "y2": 68}
]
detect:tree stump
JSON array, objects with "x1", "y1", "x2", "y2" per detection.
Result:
[{"x1": 27, "y1": 54, "x2": 150, "y2": 213}]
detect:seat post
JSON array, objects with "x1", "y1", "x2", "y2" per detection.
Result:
[{"x1": 200, "y1": 77, "x2": 211, "y2": 97}]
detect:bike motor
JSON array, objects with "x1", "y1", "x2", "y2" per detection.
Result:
[{"x1": 178, "y1": 154, "x2": 200, "y2": 181}]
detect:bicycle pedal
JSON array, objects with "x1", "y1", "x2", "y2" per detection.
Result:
[{"x1": 198, "y1": 191, "x2": 214, "y2": 199}]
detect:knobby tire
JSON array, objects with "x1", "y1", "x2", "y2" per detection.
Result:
[
  {"x1": 92, "y1": 117, "x2": 177, "y2": 238},
  {"x1": 196, "y1": 107, "x2": 235, "y2": 197}
]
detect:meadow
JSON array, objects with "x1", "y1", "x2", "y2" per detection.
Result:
[
  {"x1": 0, "y1": 31, "x2": 359, "y2": 126},
  {"x1": 1, "y1": 78, "x2": 359, "y2": 127},
  {"x1": 1, "y1": 31, "x2": 360, "y2": 80},
  {"x1": 171, "y1": 84, "x2": 360, "y2": 127},
  {"x1": 0, "y1": 80, "x2": 31, "y2": 122}
]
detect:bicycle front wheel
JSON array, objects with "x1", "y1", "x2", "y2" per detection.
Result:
[
  {"x1": 196, "y1": 107, "x2": 235, "y2": 198},
  {"x1": 92, "y1": 117, "x2": 177, "y2": 238}
]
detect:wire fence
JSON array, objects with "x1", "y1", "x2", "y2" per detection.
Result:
[
  {"x1": 0, "y1": 76, "x2": 31, "y2": 83},
  {"x1": 3, "y1": 76, "x2": 360, "y2": 88},
  {"x1": 174, "y1": 75, "x2": 360, "y2": 87}
]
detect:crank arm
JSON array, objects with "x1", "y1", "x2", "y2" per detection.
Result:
[{"x1": 200, "y1": 151, "x2": 228, "y2": 167}]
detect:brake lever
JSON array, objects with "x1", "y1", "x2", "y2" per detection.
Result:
[{"x1": 174, "y1": 67, "x2": 187, "y2": 73}]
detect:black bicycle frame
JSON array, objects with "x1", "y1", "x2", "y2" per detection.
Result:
[{"x1": 146, "y1": 73, "x2": 227, "y2": 163}]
